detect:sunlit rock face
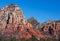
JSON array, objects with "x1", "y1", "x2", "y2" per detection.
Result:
[
  {"x1": 0, "y1": 4, "x2": 46, "y2": 39},
  {"x1": 0, "y1": 4, "x2": 26, "y2": 30},
  {"x1": 41, "y1": 20, "x2": 60, "y2": 39}
]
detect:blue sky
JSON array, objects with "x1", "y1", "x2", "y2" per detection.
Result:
[{"x1": 0, "y1": 0, "x2": 60, "y2": 23}]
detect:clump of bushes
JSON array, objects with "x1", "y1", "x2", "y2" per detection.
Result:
[{"x1": 0, "y1": 36, "x2": 59, "y2": 41}]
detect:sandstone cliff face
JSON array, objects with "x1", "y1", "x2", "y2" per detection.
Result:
[
  {"x1": 0, "y1": 4, "x2": 46, "y2": 39},
  {"x1": 41, "y1": 20, "x2": 60, "y2": 39},
  {"x1": 0, "y1": 4, "x2": 26, "y2": 30}
]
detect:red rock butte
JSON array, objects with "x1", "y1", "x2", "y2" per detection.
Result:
[{"x1": 0, "y1": 4, "x2": 47, "y2": 39}]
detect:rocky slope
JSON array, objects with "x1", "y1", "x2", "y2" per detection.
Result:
[{"x1": 28, "y1": 18, "x2": 60, "y2": 39}]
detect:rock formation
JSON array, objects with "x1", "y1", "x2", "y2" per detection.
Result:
[
  {"x1": 27, "y1": 17, "x2": 40, "y2": 28},
  {"x1": 27, "y1": 18, "x2": 60, "y2": 39},
  {"x1": 0, "y1": 4, "x2": 46, "y2": 40},
  {"x1": 41, "y1": 20, "x2": 60, "y2": 39},
  {"x1": 0, "y1": 4, "x2": 60, "y2": 40}
]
